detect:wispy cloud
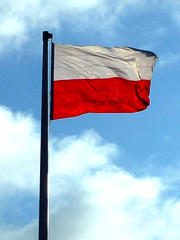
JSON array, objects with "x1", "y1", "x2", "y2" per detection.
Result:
[
  {"x1": 158, "y1": 53, "x2": 180, "y2": 68},
  {"x1": 0, "y1": 0, "x2": 104, "y2": 52},
  {"x1": 1, "y1": 0, "x2": 180, "y2": 53}
]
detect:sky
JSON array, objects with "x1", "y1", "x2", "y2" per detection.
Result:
[{"x1": 0, "y1": 0, "x2": 180, "y2": 239}]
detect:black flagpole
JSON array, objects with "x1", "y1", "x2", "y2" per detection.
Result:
[{"x1": 39, "y1": 31, "x2": 52, "y2": 240}]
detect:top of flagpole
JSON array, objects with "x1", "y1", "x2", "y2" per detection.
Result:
[{"x1": 43, "y1": 31, "x2": 53, "y2": 41}]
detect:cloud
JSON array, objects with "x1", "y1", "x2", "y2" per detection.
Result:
[
  {"x1": 0, "y1": 106, "x2": 39, "y2": 192},
  {"x1": 1, "y1": 0, "x2": 179, "y2": 53},
  {"x1": 0, "y1": 0, "x2": 103, "y2": 52},
  {"x1": 158, "y1": 53, "x2": 180, "y2": 68},
  {"x1": 0, "y1": 105, "x2": 180, "y2": 239}
]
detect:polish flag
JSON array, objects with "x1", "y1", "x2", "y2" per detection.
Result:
[{"x1": 51, "y1": 44, "x2": 157, "y2": 120}]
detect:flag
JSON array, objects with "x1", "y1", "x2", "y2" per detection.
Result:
[{"x1": 50, "y1": 44, "x2": 157, "y2": 120}]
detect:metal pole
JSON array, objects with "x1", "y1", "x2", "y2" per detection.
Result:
[{"x1": 39, "y1": 31, "x2": 52, "y2": 240}]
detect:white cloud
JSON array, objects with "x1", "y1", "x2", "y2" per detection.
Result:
[
  {"x1": 1, "y1": 0, "x2": 179, "y2": 53},
  {"x1": 0, "y1": 106, "x2": 39, "y2": 192},
  {"x1": 0, "y1": 105, "x2": 180, "y2": 239},
  {"x1": 0, "y1": 0, "x2": 104, "y2": 52}
]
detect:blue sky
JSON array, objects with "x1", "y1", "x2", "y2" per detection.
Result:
[{"x1": 1, "y1": 0, "x2": 180, "y2": 239}]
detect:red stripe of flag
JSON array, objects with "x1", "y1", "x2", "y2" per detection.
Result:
[{"x1": 52, "y1": 77, "x2": 151, "y2": 119}]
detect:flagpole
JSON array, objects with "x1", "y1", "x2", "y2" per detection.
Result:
[{"x1": 39, "y1": 31, "x2": 52, "y2": 240}]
